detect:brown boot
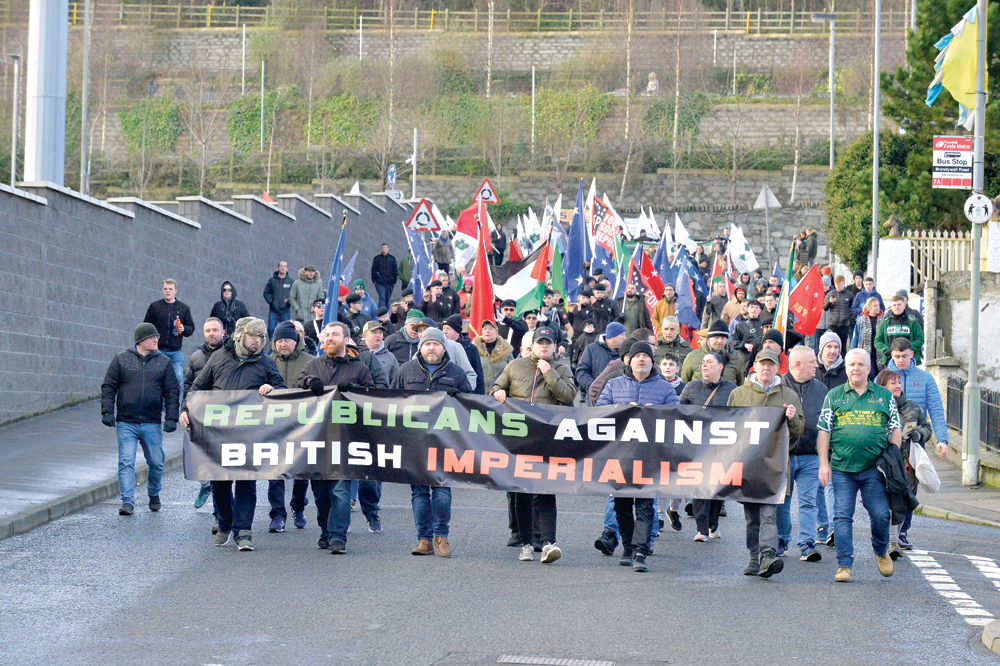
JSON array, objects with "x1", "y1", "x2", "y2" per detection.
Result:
[
  {"x1": 411, "y1": 539, "x2": 434, "y2": 556},
  {"x1": 434, "y1": 536, "x2": 452, "y2": 558}
]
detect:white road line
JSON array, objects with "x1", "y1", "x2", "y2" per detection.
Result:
[
  {"x1": 905, "y1": 552, "x2": 996, "y2": 627},
  {"x1": 965, "y1": 555, "x2": 1000, "y2": 591}
]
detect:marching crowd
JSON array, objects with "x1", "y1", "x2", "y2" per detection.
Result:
[{"x1": 100, "y1": 229, "x2": 949, "y2": 582}]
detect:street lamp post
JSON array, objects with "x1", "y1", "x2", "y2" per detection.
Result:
[
  {"x1": 8, "y1": 53, "x2": 20, "y2": 188},
  {"x1": 870, "y1": 0, "x2": 882, "y2": 283},
  {"x1": 812, "y1": 12, "x2": 836, "y2": 170}
]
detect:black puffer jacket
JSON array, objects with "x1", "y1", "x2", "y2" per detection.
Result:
[
  {"x1": 823, "y1": 287, "x2": 854, "y2": 327},
  {"x1": 183, "y1": 341, "x2": 223, "y2": 395},
  {"x1": 781, "y1": 373, "x2": 829, "y2": 456},
  {"x1": 296, "y1": 353, "x2": 374, "y2": 390},
  {"x1": 102, "y1": 348, "x2": 180, "y2": 424},
  {"x1": 210, "y1": 281, "x2": 251, "y2": 337},
  {"x1": 184, "y1": 344, "x2": 286, "y2": 412},
  {"x1": 391, "y1": 351, "x2": 473, "y2": 393},
  {"x1": 678, "y1": 379, "x2": 737, "y2": 407}
]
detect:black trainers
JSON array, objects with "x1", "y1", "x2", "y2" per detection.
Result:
[
  {"x1": 632, "y1": 553, "x2": 648, "y2": 572},
  {"x1": 684, "y1": 501, "x2": 694, "y2": 517},
  {"x1": 743, "y1": 560, "x2": 760, "y2": 576},
  {"x1": 758, "y1": 552, "x2": 785, "y2": 578},
  {"x1": 119, "y1": 503, "x2": 134, "y2": 516},
  {"x1": 329, "y1": 541, "x2": 347, "y2": 554},
  {"x1": 148, "y1": 496, "x2": 161, "y2": 512},
  {"x1": 668, "y1": 509, "x2": 683, "y2": 531},
  {"x1": 506, "y1": 533, "x2": 521, "y2": 547},
  {"x1": 619, "y1": 549, "x2": 633, "y2": 566},
  {"x1": 594, "y1": 528, "x2": 618, "y2": 556},
  {"x1": 318, "y1": 536, "x2": 330, "y2": 550},
  {"x1": 824, "y1": 531, "x2": 836, "y2": 547},
  {"x1": 898, "y1": 532, "x2": 913, "y2": 550}
]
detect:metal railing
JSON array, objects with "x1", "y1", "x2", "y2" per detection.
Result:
[
  {"x1": 907, "y1": 229, "x2": 989, "y2": 288},
  {"x1": 946, "y1": 376, "x2": 1000, "y2": 455},
  {"x1": 0, "y1": 2, "x2": 910, "y2": 34}
]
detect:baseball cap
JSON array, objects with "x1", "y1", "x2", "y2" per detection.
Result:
[
  {"x1": 363, "y1": 320, "x2": 385, "y2": 335},
  {"x1": 756, "y1": 349, "x2": 780, "y2": 365},
  {"x1": 533, "y1": 326, "x2": 556, "y2": 343}
]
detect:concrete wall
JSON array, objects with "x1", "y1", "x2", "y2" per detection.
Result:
[
  {"x1": 925, "y1": 272, "x2": 1000, "y2": 390},
  {"x1": 0, "y1": 182, "x2": 411, "y2": 426},
  {"x1": 133, "y1": 27, "x2": 903, "y2": 78}
]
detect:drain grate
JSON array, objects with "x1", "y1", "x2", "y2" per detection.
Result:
[{"x1": 497, "y1": 657, "x2": 615, "y2": 666}]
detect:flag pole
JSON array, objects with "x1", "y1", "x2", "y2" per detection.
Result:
[{"x1": 962, "y1": 0, "x2": 987, "y2": 486}]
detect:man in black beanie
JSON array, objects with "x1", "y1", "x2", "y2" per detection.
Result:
[{"x1": 101, "y1": 323, "x2": 180, "y2": 517}]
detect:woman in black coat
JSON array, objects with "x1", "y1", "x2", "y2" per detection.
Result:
[{"x1": 678, "y1": 352, "x2": 738, "y2": 541}]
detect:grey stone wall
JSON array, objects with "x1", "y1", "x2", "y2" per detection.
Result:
[{"x1": 0, "y1": 182, "x2": 411, "y2": 426}]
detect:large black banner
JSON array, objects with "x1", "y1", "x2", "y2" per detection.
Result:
[{"x1": 184, "y1": 388, "x2": 790, "y2": 503}]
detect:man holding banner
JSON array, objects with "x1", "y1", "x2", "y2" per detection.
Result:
[
  {"x1": 179, "y1": 317, "x2": 285, "y2": 552},
  {"x1": 392, "y1": 327, "x2": 474, "y2": 558},
  {"x1": 490, "y1": 327, "x2": 576, "y2": 564},
  {"x1": 295, "y1": 322, "x2": 375, "y2": 554},
  {"x1": 726, "y1": 349, "x2": 803, "y2": 578}
]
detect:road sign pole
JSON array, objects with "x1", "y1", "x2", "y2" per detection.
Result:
[{"x1": 962, "y1": 0, "x2": 987, "y2": 486}]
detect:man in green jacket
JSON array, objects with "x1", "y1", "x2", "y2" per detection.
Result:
[
  {"x1": 289, "y1": 265, "x2": 324, "y2": 324},
  {"x1": 490, "y1": 327, "x2": 576, "y2": 565},
  {"x1": 874, "y1": 294, "x2": 924, "y2": 368},
  {"x1": 727, "y1": 349, "x2": 804, "y2": 579}
]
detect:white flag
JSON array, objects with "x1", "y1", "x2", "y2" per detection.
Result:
[
  {"x1": 674, "y1": 213, "x2": 698, "y2": 253},
  {"x1": 727, "y1": 224, "x2": 760, "y2": 274}
]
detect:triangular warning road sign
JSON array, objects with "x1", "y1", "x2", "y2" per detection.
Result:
[
  {"x1": 473, "y1": 178, "x2": 500, "y2": 205},
  {"x1": 406, "y1": 198, "x2": 442, "y2": 232}
]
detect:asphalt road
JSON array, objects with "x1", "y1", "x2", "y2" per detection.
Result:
[{"x1": 1, "y1": 470, "x2": 998, "y2": 666}]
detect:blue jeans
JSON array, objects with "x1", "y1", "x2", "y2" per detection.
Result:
[
  {"x1": 776, "y1": 454, "x2": 820, "y2": 550},
  {"x1": 116, "y1": 422, "x2": 164, "y2": 505},
  {"x1": 816, "y1": 482, "x2": 832, "y2": 537},
  {"x1": 213, "y1": 480, "x2": 257, "y2": 533},
  {"x1": 899, "y1": 479, "x2": 919, "y2": 533},
  {"x1": 349, "y1": 480, "x2": 383, "y2": 520},
  {"x1": 831, "y1": 467, "x2": 891, "y2": 568},
  {"x1": 324, "y1": 479, "x2": 354, "y2": 544},
  {"x1": 161, "y1": 350, "x2": 184, "y2": 408},
  {"x1": 374, "y1": 283, "x2": 394, "y2": 310},
  {"x1": 603, "y1": 496, "x2": 658, "y2": 550},
  {"x1": 411, "y1": 485, "x2": 452, "y2": 540},
  {"x1": 267, "y1": 310, "x2": 291, "y2": 338},
  {"x1": 613, "y1": 496, "x2": 655, "y2": 555}
]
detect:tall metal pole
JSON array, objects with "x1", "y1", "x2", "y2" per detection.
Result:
[
  {"x1": 241, "y1": 24, "x2": 246, "y2": 96},
  {"x1": 829, "y1": 19, "x2": 835, "y2": 169},
  {"x1": 962, "y1": 0, "x2": 987, "y2": 486},
  {"x1": 79, "y1": 0, "x2": 90, "y2": 193},
  {"x1": 9, "y1": 54, "x2": 20, "y2": 187},
  {"x1": 531, "y1": 66, "x2": 536, "y2": 160},
  {"x1": 259, "y1": 61, "x2": 265, "y2": 153},
  {"x1": 870, "y1": 0, "x2": 882, "y2": 282},
  {"x1": 411, "y1": 126, "x2": 417, "y2": 200}
]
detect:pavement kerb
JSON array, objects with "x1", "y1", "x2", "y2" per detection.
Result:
[
  {"x1": 0, "y1": 450, "x2": 184, "y2": 541},
  {"x1": 914, "y1": 504, "x2": 1000, "y2": 529},
  {"x1": 984, "y1": 620, "x2": 1000, "y2": 656}
]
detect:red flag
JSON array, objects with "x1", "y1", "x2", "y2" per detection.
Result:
[
  {"x1": 634, "y1": 252, "x2": 665, "y2": 318},
  {"x1": 456, "y1": 199, "x2": 487, "y2": 239},
  {"x1": 724, "y1": 272, "x2": 736, "y2": 299},
  {"x1": 530, "y1": 241, "x2": 552, "y2": 283},
  {"x1": 788, "y1": 264, "x2": 825, "y2": 336},
  {"x1": 508, "y1": 234, "x2": 523, "y2": 262},
  {"x1": 262, "y1": 191, "x2": 275, "y2": 203},
  {"x1": 469, "y1": 220, "x2": 496, "y2": 339}
]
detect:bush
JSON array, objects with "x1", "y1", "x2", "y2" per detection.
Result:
[{"x1": 119, "y1": 97, "x2": 183, "y2": 154}]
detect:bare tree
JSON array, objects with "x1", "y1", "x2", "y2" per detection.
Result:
[{"x1": 174, "y1": 60, "x2": 238, "y2": 196}]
